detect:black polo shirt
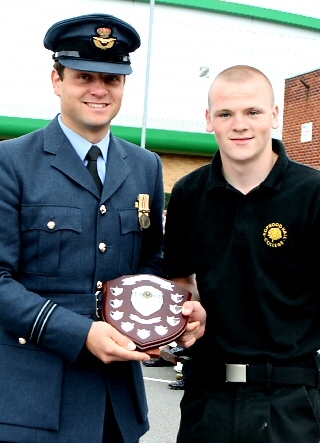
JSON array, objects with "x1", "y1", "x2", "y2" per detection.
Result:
[{"x1": 164, "y1": 139, "x2": 320, "y2": 365}]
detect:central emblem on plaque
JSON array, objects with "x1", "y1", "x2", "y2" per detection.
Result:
[
  {"x1": 131, "y1": 285, "x2": 163, "y2": 316},
  {"x1": 102, "y1": 275, "x2": 191, "y2": 351}
]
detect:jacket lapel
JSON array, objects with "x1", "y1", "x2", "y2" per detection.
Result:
[
  {"x1": 43, "y1": 117, "x2": 102, "y2": 197},
  {"x1": 101, "y1": 134, "x2": 130, "y2": 201},
  {"x1": 42, "y1": 118, "x2": 132, "y2": 199}
]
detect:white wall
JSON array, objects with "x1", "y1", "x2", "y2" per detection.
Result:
[
  {"x1": 1, "y1": 0, "x2": 320, "y2": 139},
  {"x1": 0, "y1": 0, "x2": 149, "y2": 123}
]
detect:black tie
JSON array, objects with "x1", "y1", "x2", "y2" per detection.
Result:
[{"x1": 86, "y1": 145, "x2": 103, "y2": 193}]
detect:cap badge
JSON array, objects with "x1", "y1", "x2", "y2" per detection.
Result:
[{"x1": 93, "y1": 27, "x2": 116, "y2": 50}]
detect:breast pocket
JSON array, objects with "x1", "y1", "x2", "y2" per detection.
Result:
[
  {"x1": 21, "y1": 205, "x2": 82, "y2": 276},
  {"x1": 118, "y1": 209, "x2": 142, "y2": 275}
]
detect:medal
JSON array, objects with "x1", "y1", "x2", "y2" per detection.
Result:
[
  {"x1": 136, "y1": 194, "x2": 151, "y2": 230},
  {"x1": 139, "y1": 213, "x2": 150, "y2": 229}
]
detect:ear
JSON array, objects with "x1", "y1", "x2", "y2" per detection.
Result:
[
  {"x1": 205, "y1": 108, "x2": 214, "y2": 133},
  {"x1": 271, "y1": 105, "x2": 279, "y2": 130},
  {"x1": 51, "y1": 69, "x2": 62, "y2": 97}
]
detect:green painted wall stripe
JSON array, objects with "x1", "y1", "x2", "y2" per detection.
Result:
[
  {"x1": 0, "y1": 115, "x2": 218, "y2": 156},
  {"x1": 0, "y1": 116, "x2": 50, "y2": 139},
  {"x1": 138, "y1": 0, "x2": 320, "y2": 30}
]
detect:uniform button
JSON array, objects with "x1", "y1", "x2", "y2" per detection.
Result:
[
  {"x1": 97, "y1": 280, "x2": 103, "y2": 290},
  {"x1": 100, "y1": 205, "x2": 107, "y2": 215},
  {"x1": 19, "y1": 337, "x2": 27, "y2": 345},
  {"x1": 47, "y1": 220, "x2": 56, "y2": 230},
  {"x1": 99, "y1": 242, "x2": 107, "y2": 253}
]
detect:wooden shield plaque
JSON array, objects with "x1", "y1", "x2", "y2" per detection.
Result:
[{"x1": 102, "y1": 274, "x2": 191, "y2": 351}]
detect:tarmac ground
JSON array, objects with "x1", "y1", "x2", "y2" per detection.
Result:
[{"x1": 140, "y1": 362, "x2": 183, "y2": 443}]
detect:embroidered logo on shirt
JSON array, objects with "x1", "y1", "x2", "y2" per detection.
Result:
[{"x1": 263, "y1": 222, "x2": 287, "y2": 247}]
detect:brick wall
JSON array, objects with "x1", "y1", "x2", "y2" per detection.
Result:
[
  {"x1": 159, "y1": 153, "x2": 211, "y2": 193},
  {"x1": 283, "y1": 69, "x2": 320, "y2": 168}
]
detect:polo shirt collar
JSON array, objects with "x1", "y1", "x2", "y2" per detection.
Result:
[{"x1": 207, "y1": 138, "x2": 288, "y2": 192}]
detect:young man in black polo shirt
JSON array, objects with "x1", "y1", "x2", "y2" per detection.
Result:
[{"x1": 164, "y1": 65, "x2": 320, "y2": 443}]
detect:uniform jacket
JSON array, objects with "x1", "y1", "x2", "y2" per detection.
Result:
[{"x1": 0, "y1": 116, "x2": 164, "y2": 442}]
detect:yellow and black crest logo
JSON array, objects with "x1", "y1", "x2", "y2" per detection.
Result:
[{"x1": 263, "y1": 222, "x2": 287, "y2": 248}]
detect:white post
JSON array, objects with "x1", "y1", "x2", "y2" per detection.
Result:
[{"x1": 141, "y1": 0, "x2": 155, "y2": 149}]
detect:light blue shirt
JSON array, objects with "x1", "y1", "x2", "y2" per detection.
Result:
[{"x1": 58, "y1": 114, "x2": 109, "y2": 185}]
